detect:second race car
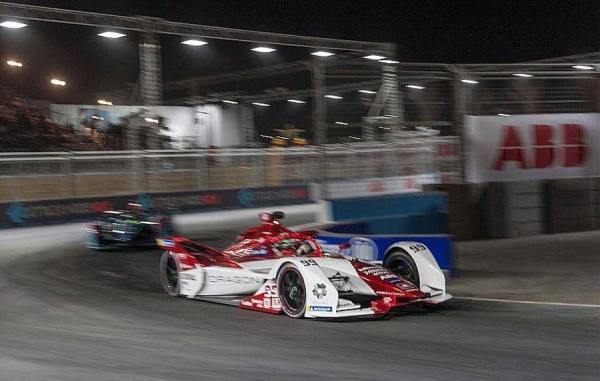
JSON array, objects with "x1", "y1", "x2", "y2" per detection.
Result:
[
  {"x1": 158, "y1": 211, "x2": 451, "y2": 319},
  {"x1": 86, "y1": 202, "x2": 174, "y2": 249}
]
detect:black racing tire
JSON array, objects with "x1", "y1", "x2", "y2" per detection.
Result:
[
  {"x1": 277, "y1": 263, "x2": 306, "y2": 319},
  {"x1": 383, "y1": 250, "x2": 420, "y2": 287},
  {"x1": 159, "y1": 251, "x2": 181, "y2": 296}
]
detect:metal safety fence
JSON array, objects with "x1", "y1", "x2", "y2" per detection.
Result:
[{"x1": 0, "y1": 139, "x2": 460, "y2": 202}]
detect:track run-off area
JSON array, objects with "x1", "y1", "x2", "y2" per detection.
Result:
[{"x1": 1, "y1": 221, "x2": 598, "y2": 381}]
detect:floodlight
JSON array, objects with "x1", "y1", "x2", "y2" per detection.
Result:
[
  {"x1": 98, "y1": 31, "x2": 126, "y2": 39},
  {"x1": 311, "y1": 51, "x2": 335, "y2": 57},
  {"x1": 251, "y1": 47, "x2": 276, "y2": 53},
  {"x1": 364, "y1": 55, "x2": 386, "y2": 60},
  {"x1": 182, "y1": 39, "x2": 208, "y2": 46},
  {"x1": 0, "y1": 21, "x2": 28, "y2": 29}
]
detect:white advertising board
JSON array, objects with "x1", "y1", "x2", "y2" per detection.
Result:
[
  {"x1": 325, "y1": 174, "x2": 439, "y2": 200},
  {"x1": 465, "y1": 113, "x2": 600, "y2": 183}
]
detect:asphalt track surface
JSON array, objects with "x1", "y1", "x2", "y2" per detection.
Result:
[{"x1": 1, "y1": 228, "x2": 599, "y2": 381}]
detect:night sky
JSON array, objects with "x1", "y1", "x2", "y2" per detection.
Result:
[{"x1": 0, "y1": 0, "x2": 598, "y2": 104}]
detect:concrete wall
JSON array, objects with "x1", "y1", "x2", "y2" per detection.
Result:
[
  {"x1": 546, "y1": 177, "x2": 600, "y2": 233},
  {"x1": 424, "y1": 183, "x2": 487, "y2": 241},
  {"x1": 486, "y1": 181, "x2": 546, "y2": 238}
]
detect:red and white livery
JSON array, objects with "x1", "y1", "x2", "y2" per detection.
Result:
[{"x1": 158, "y1": 212, "x2": 451, "y2": 319}]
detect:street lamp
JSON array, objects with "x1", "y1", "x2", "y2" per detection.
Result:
[
  {"x1": 97, "y1": 99, "x2": 113, "y2": 105},
  {"x1": 6, "y1": 60, "x2": 23, "y2": 67}
]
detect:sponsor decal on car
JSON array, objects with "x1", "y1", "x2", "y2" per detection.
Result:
[
  {"x1": 252, "y1": 248, "x2": 269, "y2": 256},
  {"x1": 358, "y1": 266, "x2": 390, "y2": 277},
  {"x1": 312, "y1": 284, "x2": 327, "y2": 299},
  {"x1": 308, "y1": 306, "x2": 333, "y2": 312},
  {"x1": 208, "y1": 275, "x2": 262, "y2": 284},
  {"x1": 180, "y1": 273, "x2": 197, "y2": 281}
]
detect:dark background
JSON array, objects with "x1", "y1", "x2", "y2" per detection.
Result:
[{"x1": 1, "y1": 0, "x2": 598, "y2": 104}]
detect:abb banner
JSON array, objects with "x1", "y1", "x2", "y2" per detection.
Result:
[{"x1": 465, "y1": 113, "x2": 599, "y2": 182}]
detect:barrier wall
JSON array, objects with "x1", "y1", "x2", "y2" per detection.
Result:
[
  {"x1": 486, "y1": 181, "x2": 546, "y2": 238},
  {"x1": 424, "y1": 183, "x2": 486, "y2": 241},
  {"x1": 314, "y1": 192, "x2": 453, "y2": 274},
  {"x1": 0, "y1": 184, "x2": 311, "y2": 229},
  {"x1": 427, "y1": 177, "x2": 599, "y2": 239},
  {"x1": 329, "y1": 192, "x2": 447, "y2": 223},
  {"x1": 546, "y1": 177, "x2": 600, "y2": 233}
]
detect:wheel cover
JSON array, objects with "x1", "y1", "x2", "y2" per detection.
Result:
[{"x1": 280, "y1": 269, "x2": 305, "y2": 315}]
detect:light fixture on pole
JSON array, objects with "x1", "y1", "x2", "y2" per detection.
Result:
[
  {"x1": 50, "y1": 78, "x2": 66, "y2": 86},
  {"x1": 6, "y1": 60, "x2": 22, "y2": 67},
  {"x1": 182, "y1": 39, "x2": 208, "y2": 46},
  {"x1": 364, "y1": 55, "x2": 386, "y2": 60},
  {"x1": 97, "y1": 99, "x2": 113, "y2": 106},
  {"x1": 512, "y1": 73, "x2": 533, "y2": 78},
  {"x1": 251, "y1": 47, "x2": 276, "y2": 53},
  {"x1": 98, "y1": 31, "x2": 126, "y2": 39},
  {"x1": 572, "y1": 65, "x2": 594, "y2": 70},
  {"x1": 311, "y1": 51, "x2": 334, "y2": 57},
  {"x1": 0, "y1": 21, "x2": 28, "y2": 29}
]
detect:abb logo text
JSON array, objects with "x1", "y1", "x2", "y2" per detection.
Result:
[{"x1": 494, "y1": 124, "x2": 587, "y2": 170}]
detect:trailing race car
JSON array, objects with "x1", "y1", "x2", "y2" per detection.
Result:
[
  {"x1": 86, "y1": 202, "x2": 174, "y2": 249},
  {"x1": 158, "y1": 211, "x2": 450, "y2": 319}
]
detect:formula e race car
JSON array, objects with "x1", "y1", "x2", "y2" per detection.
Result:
[
  {"x1": 158, "y1": 211, "x2": 450, "y2": 319},
  {"x1": 86, "y1": 202, "x2": 174, "y2": 249}
]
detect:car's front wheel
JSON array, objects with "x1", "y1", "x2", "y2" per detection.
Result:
[
  {"x1": 159, "y1": 251, "x2": 181, "y2": 296},
  {"x1": 383, "y1": 250, "x2": 420, "y2": 287},
  {"x1": 277, "y1": 263, "x2": 306, "y2": 318}
]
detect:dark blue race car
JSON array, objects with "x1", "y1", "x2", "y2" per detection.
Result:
[{"x1": 86, "y1": 204, "x2": 174, "y2": 249}]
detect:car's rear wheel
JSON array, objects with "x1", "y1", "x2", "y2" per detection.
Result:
[
  {"x1": 159, "y1": 251, "x2": 181, "y2": 296},
  {"x1": 383, "y1": 250, "x2": 420, "y2": 286},
  {"x1": 277, "y1": 264, "x2": 306, "y2": 318}
]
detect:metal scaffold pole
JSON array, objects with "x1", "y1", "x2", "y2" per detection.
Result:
[
  {"x1": 311, "y1": 62, "x2": 326, "y2": 145},
  {"x1": 240, "y1": 104, "x2": 256, "y2": 147},
  {"x1": 381, "y1": 62, "x2": 402, "y2": 141},
  {"x1": 139, "y1": 32, "x2": 163, "y2": 106}
]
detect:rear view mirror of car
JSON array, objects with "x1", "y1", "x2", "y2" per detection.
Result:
[{"x1": 273, "y1": 211, "x2": 285, "y2": 220}]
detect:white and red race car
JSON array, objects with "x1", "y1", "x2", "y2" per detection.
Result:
[{"x1": 158, "y1": 212, "x2": 451, "y2": 319}]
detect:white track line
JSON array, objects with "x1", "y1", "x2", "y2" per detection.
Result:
[{"x1": 454, "y1": 296, "x2": 600, "y2": 308}]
